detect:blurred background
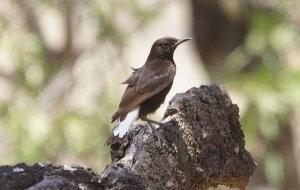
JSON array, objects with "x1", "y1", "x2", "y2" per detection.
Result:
[{"x1": 0, "y1": 0, "x2": 299, "y2": 189}]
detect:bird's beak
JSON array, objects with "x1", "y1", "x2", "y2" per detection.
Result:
[{"x1": 172, "y1": 37, "x2": 192, "y2": 48}]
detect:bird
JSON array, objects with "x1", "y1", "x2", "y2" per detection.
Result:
[{"x1": 107, "y1": 37, "x2": 192, "y2": 145}]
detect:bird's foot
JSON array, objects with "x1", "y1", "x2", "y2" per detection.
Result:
[{"x1": 141, "y1": 116, "x2": 164, "y2": 128}]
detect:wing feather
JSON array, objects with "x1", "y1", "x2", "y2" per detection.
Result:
[{"x1": 111, "y1": 63, "x2": 175, "y2": 122}]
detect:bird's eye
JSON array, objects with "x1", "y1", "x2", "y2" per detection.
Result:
[{"x1": 161, "y1": 43, "x2": 169, "y2": 48}]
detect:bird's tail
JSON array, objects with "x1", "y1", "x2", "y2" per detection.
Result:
[{"x1": 107, "y1": 106, "x2": 140, "y2": 145}]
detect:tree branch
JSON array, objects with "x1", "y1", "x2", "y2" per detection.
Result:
[
  {"x1": 102, "y1": 84, "x2": 256, "y2": 189},
  {"x1": 0, "y1": 85, "x2": 256, "y2": 190}
]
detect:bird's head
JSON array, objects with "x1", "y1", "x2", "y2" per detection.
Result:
[{"x1": 148, "y1": 37, "x2": 192, "y2": 60}]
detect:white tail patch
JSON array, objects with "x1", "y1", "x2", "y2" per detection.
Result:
[{"x1": 113, "y1": 106, "x2": 140, "y2": 138}]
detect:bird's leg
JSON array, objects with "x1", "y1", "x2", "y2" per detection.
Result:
[
  {"x1": 144, "y1": 118, "x2": 164, "y2": 126},
  {"x1": 140, "y1": 115, "x2": 164, "y2": 130}
]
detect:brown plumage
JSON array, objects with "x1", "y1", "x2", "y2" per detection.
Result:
[{"x1": 108, "y1": 37, "x2": 191, "y2": 145}]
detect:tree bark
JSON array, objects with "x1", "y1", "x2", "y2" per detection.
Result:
[{"x1": 0, "y1": 85, "x2": 256, "y2": 190}]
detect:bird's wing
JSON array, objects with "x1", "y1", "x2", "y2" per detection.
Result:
[
  {"x1": 111, "y1": 64, "x2": 175, "y2": 122},
  {"x1": 121, "y1": 67, "x2": 140, "y2": 86}
]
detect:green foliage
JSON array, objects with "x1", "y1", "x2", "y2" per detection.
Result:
[
  {"x1": 0, "y1": 0, "x2": 156, "y2": 172},
  {"x1": 91, "y1": 0, "x2": 157, "y2": 47},
  {"x1": 224, "y1": 3, "x2": 300, "y2": 187}
]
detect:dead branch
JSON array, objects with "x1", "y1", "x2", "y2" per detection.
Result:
[{"x1": 0, "y1": 85, "x2": 256, "y2": 190}]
